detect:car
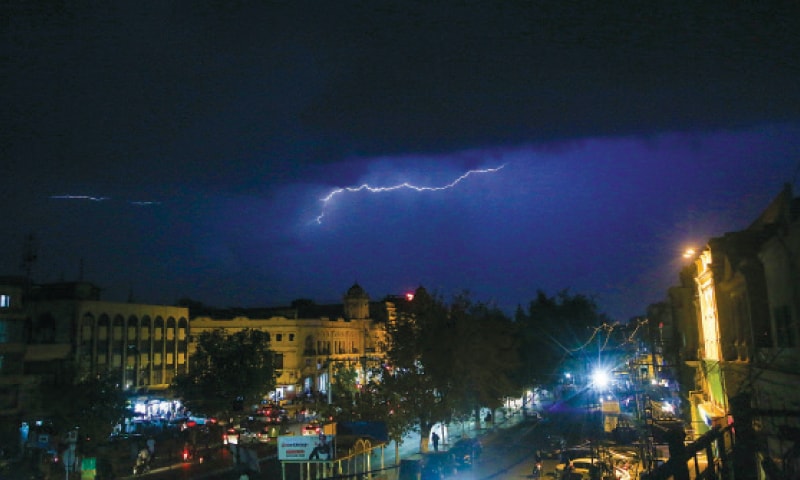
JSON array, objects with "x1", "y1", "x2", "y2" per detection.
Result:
[
  {"x1": 555, "y1": 457, "x2": 604, "y2": 480},
  {"x1": 543, "y1": 435, "x2": 566, "y2": 458},
  {"x1": 560, "y1": 445, "x2": 594, "y2": 462},
  {"x1": 253, "y1": 407, "x2": 288, "y2": 423},
  {"x1": 448, "y1": 437, "x2": 482, "y2": 468},
  {"x1": 303, "y1": 422, "x2": 322, "y2": 436},
  {"x1": 223, "y1": 427, "x2": 261, "y2": 445},
  {"x1": 421, "y1": 452, "x2": 457, "y2": 479}
]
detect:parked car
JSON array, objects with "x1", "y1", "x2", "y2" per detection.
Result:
[
  {"x1": 448, "y1": 437, "x2": 482, "y2": 468},
  {"x1": 555, "y1": 457, "x2": 603, "y2": 480},
  {"x1": 422, "y1": 452, "x2": 457, "y2": 479},
  {"x1": 544, "y1": 434, "x2": 566, "y2": 458}
]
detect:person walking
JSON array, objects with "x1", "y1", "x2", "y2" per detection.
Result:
[{"x1": 431, "y1": 431, "x2": 440, "y2": 452}]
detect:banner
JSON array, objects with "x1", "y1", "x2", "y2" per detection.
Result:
[{"x1": 278, "y1": 434, "x2": 335, "y2": 461}]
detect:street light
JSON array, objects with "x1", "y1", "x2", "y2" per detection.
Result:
[{"x1": 591, "y1": 368, "x2": 610, "y2": 390}]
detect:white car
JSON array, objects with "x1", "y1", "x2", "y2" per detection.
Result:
[{"x1": 555, "y1": 457, "x2": 603, "y2": 480}]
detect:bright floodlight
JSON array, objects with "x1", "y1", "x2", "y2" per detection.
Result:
[{"x1": 591, "y1": 369, "x2": 610, "y2": 389}]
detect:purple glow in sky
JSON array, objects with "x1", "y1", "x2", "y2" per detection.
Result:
[{"x1": 4, "y1": 3, "x2": 800, "y2": 320}]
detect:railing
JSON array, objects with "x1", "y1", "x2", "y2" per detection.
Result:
[{"x1": 641, "y1": 424, "x2": 735, "y2": 480}]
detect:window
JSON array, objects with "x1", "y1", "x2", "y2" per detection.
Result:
[
  {"x1": 274, "y1": 353, "x2": 284, "y2": 369},
  {"x1": 289, "y1": 333, "x2": 295, "y2": 342},
  {"x1": 0, "y1": 294, "x2": 10, "y2": 308},
  {"x1": 81, "y1": 324, "x2": 92, "y2": 342},
  {"x1": 276, "y1": 334, "x2": 283, "y2": 342}
]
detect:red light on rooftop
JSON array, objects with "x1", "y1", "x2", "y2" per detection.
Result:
[{"x1": 406, "y1": 293, "x2": 414, "y2": 301}]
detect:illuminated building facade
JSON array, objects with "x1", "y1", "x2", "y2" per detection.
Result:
[
  {"x1": 672, "y1": 184, "x2": 800, "y2": 476},
  {"x1": 188, "y1": 283, "x2": 390, "y2": 405},
  {"x1": 0, "y1": 279, "x2": 189, "y2": 447}
]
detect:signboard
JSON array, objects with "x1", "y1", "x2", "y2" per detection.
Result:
[
  {"x1": 81, "y1": 457, "x2": 96, "y2": 470},
  {"x1": 81, "y1": 457, "x2": 96, "y2": 480},
  {"x1": 278, "y1": 434, "x2": 335, "y2": 461}
]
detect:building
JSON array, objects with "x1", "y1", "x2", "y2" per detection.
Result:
[
  {"x1": 188, "y1": 283, "x2": 390, "y2": 406},
  {"x1": 671, "y1": 184, "x2": 800, "y2": 478},
  {"x1": 0, "y1": 276, "x2": 396, "y2": 454},
  {"x1": 0, "y1": 277, "x2": 34, "y2": 420},
  {"x1": 0, "y1": 279, "x2": 190, "y2": 450}
]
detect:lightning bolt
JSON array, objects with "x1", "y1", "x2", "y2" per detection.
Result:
[
  {"x1": 316, "y1": 164, "x2": 505, "y2": 224},
  {"x1": 50, "y1": 195, "x2": 111, "y2": 202},
  {"x1": 50, "y1": 195, "x2": 161, "y2": 206}
]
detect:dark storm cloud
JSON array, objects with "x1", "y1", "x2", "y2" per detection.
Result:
[
  {"x1": 6, "y1": 1, "x2": 800, "y2": 184},
  {"x1": 299, "y1": 2, "x2": 800, "y2": 154},
  {"x1": 3, "y1": 2, "x2": 800, "y2": 320}
]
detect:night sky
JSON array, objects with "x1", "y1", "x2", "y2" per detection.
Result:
[{"x1": 4, "y1": 2, "x2": 800, "y2": 321}]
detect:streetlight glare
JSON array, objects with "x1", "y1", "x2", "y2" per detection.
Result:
[{"x1": 591, "y1": 369, "x2": 610, "y2": 389}]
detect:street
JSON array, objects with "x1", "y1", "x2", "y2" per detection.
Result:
[{"x1": 125, "y1": 392, "x2": 653, "y2": 480}]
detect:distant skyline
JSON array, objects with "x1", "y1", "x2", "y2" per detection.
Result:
[{"x1": 4, "y1": 3, "x2": 800, "y2": 320}]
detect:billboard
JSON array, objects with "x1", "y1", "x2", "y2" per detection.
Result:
[{"x1": 278, "y1": 434, "x2": 335, "y2": 461}]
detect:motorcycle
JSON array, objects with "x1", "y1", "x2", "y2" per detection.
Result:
[
  {"x1": 133, "y1": 448, "x2": 152, "y2": 476},
  {"x1": 132, "y1": 457, "x2": 151, "y2": 476},
  {"x1": 532, "y1": 460, "x2": 543, "y2": 478}
]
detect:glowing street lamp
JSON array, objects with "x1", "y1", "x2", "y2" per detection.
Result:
[{"x1": 591, "y1": 368, "x2": 610, "y2": 390}]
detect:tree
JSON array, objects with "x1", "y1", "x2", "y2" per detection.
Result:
[
  {"x1": 515, "y1": 289, "x2": 611, "y2": 395},
  {"x1": 43, "y1": 370, "x2": 128, "y2": 453},
  {"x1": 332, "y1": 362, "x2": 359, "y2": 401},
  {"x1": 446, "y1": 294, "x2": 520, "y2": 425},
  {"x1": 172, "y1": 328, "x2": 276, "y2": 420},
  {"x1": 381, "y1": 287, "x2": 519, "y2": 453}
]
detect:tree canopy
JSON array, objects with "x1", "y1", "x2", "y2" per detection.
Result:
[
  {"x1": 43, "y1": 370, "x2": 128, "y2": 453},
  {"x1": 380, "y1": 288, "x2": 519, "y2": 452},
  {"x1": 172, "y1": 328, "x2": 276, "y2": 419},
  {"x1": 515, "y1": 289, "x2": 611, "y2": 390}
]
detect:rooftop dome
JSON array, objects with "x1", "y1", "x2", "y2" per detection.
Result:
[{"x1": 346, "y1": 282, "x2": 367, "y2": 297}]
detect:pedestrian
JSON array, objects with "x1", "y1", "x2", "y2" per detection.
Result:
[{"x1": 431, "y1": 431, "x2": 440, "y2": 452}]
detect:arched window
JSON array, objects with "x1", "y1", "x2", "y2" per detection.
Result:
[
  {"x1": 141, "y1": 316, "x2": 151, "y2": 342},
  {"x1": 154, "y1": 317, "x2": 164, "y2": 341},
  {"x1": 166, "y1": 317, "x2": 176, "y2": 341},
  {"x1": 127, "y1": 316, "x2": 138, "y2": 341}
]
